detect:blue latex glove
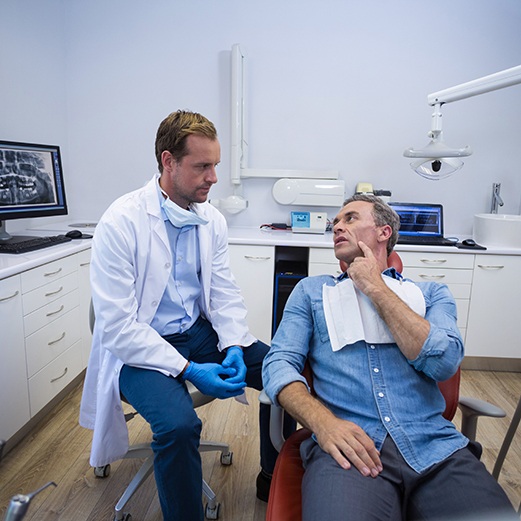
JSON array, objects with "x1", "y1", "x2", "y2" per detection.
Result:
[
  {"x1": 222, "y1": 346, "x2": 247, "y2": 384},
  {"x1": 183, "y1": 361, "x2": 246, "y2": 399}
]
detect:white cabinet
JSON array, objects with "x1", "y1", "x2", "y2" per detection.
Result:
[
  {"x1": 465, "y1": 255, "x2": 521, "y2": 358},
  {"x1": 308, "y1": 247, "x2": 342, "y2": 277},
  {"x1": 0, "y1": 247, "x2": 92, "y2": 445},
  {"x1": 399, "y1": 251, "x2": 474, "y2": 341},
  {"x1": 228, "y1": 244, "x2": 275, "y2": 344},
  {"x1": 77, "y1": 249, "x2": 92, "y2": 368},
  {"x1": 21, "y1": 254, "x2": 83, "y2": 417},
  {"x1": 0, "y1": 275, "x2": 30, "y2": 442}
]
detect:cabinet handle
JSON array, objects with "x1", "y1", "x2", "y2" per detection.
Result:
[
  {"x1": 420, "y1": 259, "x2": 447, "y2": 264},
  {"x1": 477, "y1": 264, "x2": 505, "y2": 270},
  {"x1": 48, "y1": 332, "x2": 66, "y2": 346},
  {"x1": 0, "y1": 290, "x2": 19, "y2": 302},
  {"x1": 45, "y1": 286, "x2": 64, "y2": 297},
  {"x1": 79, "y1": 262, "x2": 90, "y2": 267},
  {"x1": 46, "y1": 304, "x2": 65, "y2": 317},
  {"x1": 418, "y1": 274, "x2": 446, "y2": 280},
  {"x1": 243, "y1": 255, "x2": 271, "y2": 261},
  {"x1": 50, "y1": 367, "x2": 68, "y2": 383},
  {"x1": 44, "y1": 267, "x2": 63, "y2": 277}
]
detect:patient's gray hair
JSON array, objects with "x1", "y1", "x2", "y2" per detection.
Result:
[{"x1": 342, "y1": 194, "x2": 400, "y2": 256}]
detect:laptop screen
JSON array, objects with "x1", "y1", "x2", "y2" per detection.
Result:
[{"x1": 388, "y1": 202, "x2": 444, "y2": 238}]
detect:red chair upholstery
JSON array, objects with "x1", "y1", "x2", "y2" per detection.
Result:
[{"x1": 265, "y1": 251, "x2": 503, "y2": 521}]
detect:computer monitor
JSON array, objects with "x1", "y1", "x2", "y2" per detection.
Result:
[{"x1": 0, "y1": 140, "x2": 68, "y2": 242}]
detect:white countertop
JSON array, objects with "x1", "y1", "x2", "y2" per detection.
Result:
[
  {"x1": 227, "y1": 226, "x2": 521, "y2": 256},
  {"x1": 3, "y1": 223, "x2": 519, "y2": 281},
  {"x1": 0, "y1": 237, "x2": 92, "y2": 280}
]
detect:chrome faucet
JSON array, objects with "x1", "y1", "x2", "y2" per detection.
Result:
[{"x1": 490, "y1": 182, "x2": 504, "y2": 214}]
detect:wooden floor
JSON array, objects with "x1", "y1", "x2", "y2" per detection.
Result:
[{"x1": 0, "y1": 370, "x2": 520, "y2": 521}]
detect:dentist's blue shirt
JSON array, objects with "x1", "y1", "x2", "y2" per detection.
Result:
[{"x1": 263, "y1": 268, "x2": 467, "y2": 473}]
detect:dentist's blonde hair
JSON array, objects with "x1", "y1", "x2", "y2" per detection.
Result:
[{"x1": 155, "y1": 110, "x2": 217, "y2": 173}]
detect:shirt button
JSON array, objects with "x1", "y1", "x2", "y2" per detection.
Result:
[
  {"x1": 370, "y1": 345, "x2": 376, "y2": 350},
  {"x1": 378, "y1": 392, "x2": 384, "y2": 398},
  {"x1": 373, "y1": 368, "x2": 380, "y2": 373},
  {"x1": 384, "y1": 416, "x2": 391, "y2": 422}
]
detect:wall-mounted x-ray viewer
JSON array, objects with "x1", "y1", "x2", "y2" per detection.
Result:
[{"x1": 273, "y1": 178, "x2": 345, "y2": 206}]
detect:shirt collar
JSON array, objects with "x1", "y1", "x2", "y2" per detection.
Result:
[{"x1": 337, "y1": 265, "x2": 402, "y2": 282}]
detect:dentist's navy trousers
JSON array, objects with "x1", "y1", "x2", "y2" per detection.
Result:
[{"x1": 119, "y1": 316, "x2": 293, "y2": 521}]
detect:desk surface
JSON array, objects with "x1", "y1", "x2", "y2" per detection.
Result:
[
  {"x1": 0, "y1": 239, "x2": 92, "y2": 280},
  {"x1": 227, "y1": 226, "x2": 521, "y2": 256}
]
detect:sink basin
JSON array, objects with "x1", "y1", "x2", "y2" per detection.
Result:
[{"x1": 473, "y1": 213, "x2": 521, "y2": 248}]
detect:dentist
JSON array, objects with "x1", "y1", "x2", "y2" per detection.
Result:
[{"x1": 80, "y1": 110, "x2": 287, "y2": 520}]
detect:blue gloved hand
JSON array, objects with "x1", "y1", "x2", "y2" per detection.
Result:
[
  {"x1": 222, "y1": 346, "x2": 247, "y2": 384},
  {"x1": 183, "y1": 361, "x2": 246, "y2": 399}
]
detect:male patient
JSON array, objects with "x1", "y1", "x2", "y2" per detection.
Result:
[{"x1": 263, "y1": 194, "x2": 516, "y2": 520}]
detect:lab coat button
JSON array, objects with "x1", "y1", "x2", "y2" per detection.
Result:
[
  {"x1": 165, "y1": 263, "x2": 171, "y2": 269},
  {"x1": 115, "y1": 405, "x2": 122, "y2": 411},
  {"x1": 152, "y1": 300, "x2": 158, "y2": 307}
]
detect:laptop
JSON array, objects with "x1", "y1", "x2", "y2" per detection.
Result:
[{"x1": 388, "y1": 202, "x2": 457, "y2": 246}]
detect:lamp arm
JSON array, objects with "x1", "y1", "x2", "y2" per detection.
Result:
[{"x1": 427, "y1": 65, "x2": 521, "y2": 106}]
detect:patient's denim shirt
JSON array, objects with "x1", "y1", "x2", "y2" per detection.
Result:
[{"x1": 262, "y1": 269, "x2": 468, "y2": 473}]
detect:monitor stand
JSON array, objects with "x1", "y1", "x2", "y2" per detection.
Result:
[{"x1": 0, "y1": 221, "x2": 39, "y2": 243}]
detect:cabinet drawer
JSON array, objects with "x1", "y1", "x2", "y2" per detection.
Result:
[
  {"x1": 21, "y1": 255, "x2": 77, "y2": 293},
  {"x1": 22, "y1": 271, "x2": 78, "y2": 315},
  {"x1": 399, "y1": 252, "x2": 474, "y2": 269},
  {"x1": 25, "y1": 307, "x2": 81, "y2": 378},
  {"x1": 308, "y1": 262, "x2": 342, "y2": 277},
  {"x1": 28, "y1": 340, "x2": 83, "y2": 417},
  {"x1": 403, "y1": 267, "x2": 473, "y2": 285},
  {"x1": 309, "y1": 247, "x2": 337, "y2": 264},
  {"x1": 24, "y1": 289, "x2": 80, "y2": 337}
]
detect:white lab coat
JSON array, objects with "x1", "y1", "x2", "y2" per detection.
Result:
[{"x1": 79, "y1": 174, "x2": 256, "y2": 467}]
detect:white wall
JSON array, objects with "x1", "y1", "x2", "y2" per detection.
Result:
[
  {"x1": 0, "y1": 0, "x2": 68, "y2": 232},
  {"x1": 3, "y1": 0, "x2": 521, "y2": 237}
]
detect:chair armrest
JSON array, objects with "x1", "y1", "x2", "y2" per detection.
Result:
[
  {"x1": 458, "y1": 396, "x2": 506, "y2": 441},
  {"x1": 259, "y1": 389, "x2": 286, "y2": 452}
]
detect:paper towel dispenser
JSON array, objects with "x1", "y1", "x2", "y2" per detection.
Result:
[{"x1": 272, "y1": 178, "x2": 345, "y2": 206}]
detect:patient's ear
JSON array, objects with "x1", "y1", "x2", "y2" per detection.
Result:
[{"x1": 377, "y1": 224, "x2": 392, "y2": 243}]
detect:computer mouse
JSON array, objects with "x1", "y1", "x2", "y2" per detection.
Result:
[
  {"x1": 462, "y1": 239, "x2": 476, "y2": 247},
  {"x1": 65, "y1": 229, "x2": 84, "y2": 239}
]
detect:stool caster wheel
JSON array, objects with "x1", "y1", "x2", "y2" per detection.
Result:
[
  {"x1": 220, "y1": 451, "x2": 233, "y2": 466},
  {"x1": 113, "y1": 514, "x2": 132, "y2": 521},
  {"x1": 205, "y1": 501, "x2": 220, "y2": 519},
  {"x1": 94, "y1": 464, "x2": 111, "y2": 478}
]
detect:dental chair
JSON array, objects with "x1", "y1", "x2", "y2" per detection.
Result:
[
  {"x1": 263, "y1": 251, "x2": 507, "y2": 521},
  {"x1": 89, "y1": 302, "x2": 232, "y2": 521}
]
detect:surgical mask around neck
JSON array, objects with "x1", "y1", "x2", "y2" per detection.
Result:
[{"x1": 161, "y1": 191, "x2": 209, "y2": 228}]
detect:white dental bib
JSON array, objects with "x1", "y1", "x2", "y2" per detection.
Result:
[{"x1": 322, "y1": 275, "x2": 426, "y2": 351}]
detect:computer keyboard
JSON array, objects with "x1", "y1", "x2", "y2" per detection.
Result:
[{"x1": 0, "y1": 235, "x2": 72, "y2": 254}]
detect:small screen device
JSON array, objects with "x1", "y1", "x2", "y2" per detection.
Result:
[
  {"x1": 0, "y1": 140, "x2": 68, "y2": 242},
  {"x1": 291, "y1": 211, "x2": 327, "y2": 234}
]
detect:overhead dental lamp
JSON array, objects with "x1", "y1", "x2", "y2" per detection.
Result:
[{"x1": 404, "y1": 65, "x2": 521, "y2": 180}]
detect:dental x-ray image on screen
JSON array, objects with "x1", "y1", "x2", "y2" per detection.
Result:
[
  {"x1": 0, "y1": 140, "x2": 68, "y2": 241},
  {"x1": 0, "y1": 148, "x2": 56, "y2": 206}
]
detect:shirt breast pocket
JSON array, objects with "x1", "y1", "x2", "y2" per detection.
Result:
[{"x1": 311, "y1": 300, "x2": 331, "y2": 344}]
